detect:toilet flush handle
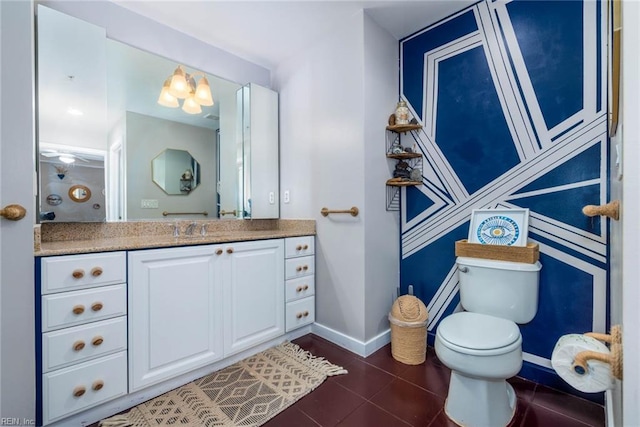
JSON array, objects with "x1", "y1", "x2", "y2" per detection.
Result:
[{"x1": 458, "y1": 266, "x2": 469, "y2": 273}]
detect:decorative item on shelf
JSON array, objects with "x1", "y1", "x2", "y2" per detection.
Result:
[
  {"x1": 157, "y1": 65, "x2": 214, "y2": 114},
  {"x1": 388, "y1": 114, "x2": 396, "y2": 126},
  {"x1": 393, "y1": 161, "x2": 411, "y2": 179},
  {"x1": 468, "y1": 208, "x2": 530, "y2": 247},
  {"x1": 394, "y1": 100, "x2": 410, "y2": 125},
  {"x1": 410, "y1": 168, "x2": 422, "y2": 182}
]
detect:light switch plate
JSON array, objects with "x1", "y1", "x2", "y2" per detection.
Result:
[
  {"x1": 283, "y1": 190, "x2": 290, "y2": 204},
  {"x1": 269, "y1": 192, "x2": 275, "y2": 204}
]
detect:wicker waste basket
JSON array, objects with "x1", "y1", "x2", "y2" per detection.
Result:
[{"x1": 388, "y1": 295, "x2": 429, "y2": 365}]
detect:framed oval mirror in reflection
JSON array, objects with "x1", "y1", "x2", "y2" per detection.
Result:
[
  {"x1": 152, "y1": 149, "x2": 201, "y2": 195},
  {"x1": 68, "y1": 185, "x2": 92, "y2": 202}
]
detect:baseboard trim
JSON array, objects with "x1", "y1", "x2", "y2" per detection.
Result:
[{"x1": 311, "y1": 323, "x2": 390, "y2": 357}]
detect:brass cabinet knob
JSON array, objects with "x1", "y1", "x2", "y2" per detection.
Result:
[
  {"x1": 302, "y1": 265, "x2": 309, "y2": 271},
  {"x1": 216, "y1": 248, "x2": 223, "y2": 255},
  {"x1": 92, "y1": 380, "x2": 104, "y2": 391},
  {"x1": 72, "y1": 305, "x2": 85, "y2": 315},
  {"x1": 73, "y1": 386, "x2": 86, "y2": 398},
  {"x1": 296, "y1": 245, "x2": 302, "y2": 251},
  {"x1": 227, "y1": 248, "x2": 234, "y2": 254},
  {"x1": 90, "y1": 267, "x2": 103, "y2": 277},
  {"x1": 303, "y1": 311, "x2": 309, "y2": 317},
  {"x1": 92, "y1": 336, "x2": 104, "y2": 346},
  {"x1": 91, "y1": 302, "x2": 103, "y2": 312},
  {"x1": 296, "y1": 313, "x2": 303, "y2": 319},
  {"x1": 72, "y1": 269, "x2": 85, "y2": 279},
  {"x1": 72, "y1": 340, "x2": 85, "y2": 352},
  {"x1": 303, "y1": 285, "x2": 309, "y2": 291},
  {"x1": 296, "y1": 286, "x2": 303, "y2": 293},
  {"x1": 296, "y1": 266, "x2": 302, "y2": 272},
  {"x1": 303, "y1": 244, "x2": 309, "y2": 250}
]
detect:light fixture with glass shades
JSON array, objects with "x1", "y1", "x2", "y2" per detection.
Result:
[{"x1": 157, "y1": 65, "x2": 214, "y2": 114}]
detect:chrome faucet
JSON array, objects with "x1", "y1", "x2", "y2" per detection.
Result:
[
  {"x1": 185, "y1": 222, "x2": 198, "y2": 236},
  {"x1": 172, "y1": 222, "x2": 180, "y2": 238}
]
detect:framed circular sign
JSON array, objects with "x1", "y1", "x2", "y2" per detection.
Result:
[{"x1": 468, "y1": 208, "x2": 529, "y2": 246}]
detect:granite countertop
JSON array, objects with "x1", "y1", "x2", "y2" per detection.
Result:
[{"x1": 35, "y1": 220, "x2": 316, "y2": 256}]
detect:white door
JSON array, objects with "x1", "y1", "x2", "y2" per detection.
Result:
[
  {"x1": 128, "y1": 245, "x2": 224, "y2": 391},
  {"x1": 0, "y1": 1, "x2": 36, "y2": 420},
  {"x1": 222, "y1": 239, "x2": 284, "y2": 356}
]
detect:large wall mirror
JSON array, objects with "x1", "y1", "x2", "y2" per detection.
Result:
[{"x1": 36, "y1": 4, "x2": 279, "y2": 223}]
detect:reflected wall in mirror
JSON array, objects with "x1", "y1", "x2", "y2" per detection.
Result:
[
  {"x1": 152, "y1": 149, "x2": 201, "y2": 195},
  {"x1": 36, "y1": 4, "x2": 281, "y2": 223}
]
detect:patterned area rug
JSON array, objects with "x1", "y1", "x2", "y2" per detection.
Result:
[{"x1": 100, "y1": 341, "x2": 347, "y2": 427}]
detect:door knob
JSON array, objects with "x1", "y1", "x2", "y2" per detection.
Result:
[{"x1": 0, "y1": 204, "x2": 26, "y2": 221}]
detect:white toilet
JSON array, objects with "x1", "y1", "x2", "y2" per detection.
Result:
[{"x1": 435, "y1": 256, "x2": 542, "y2": 427}]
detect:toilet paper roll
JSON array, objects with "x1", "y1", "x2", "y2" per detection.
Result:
[{"x1": 551, "y1": 334, "x2": 614, "y2": 393}]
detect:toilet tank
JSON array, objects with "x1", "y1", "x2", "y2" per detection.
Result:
[{"x1": 456, "y1": 256, "x2": 542, "y2": 324}]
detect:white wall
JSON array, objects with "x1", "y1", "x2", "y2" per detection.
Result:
[
  {"x1": 621, "y1": 2, "x2": 640, "y2": 425},
  {"x1": 275, "y1": 11, "x2": 399, "y2": 349},
  {"x1": 0, "y1": 0, "x2": 35, "y2": 420},
  {"x1": 125, "y1": 112, "x2": 217, "y2": 220}
]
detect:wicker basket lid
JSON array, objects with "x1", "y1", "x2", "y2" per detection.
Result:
[{"x1": 390, "y1": 295, "x2": 428, "y2": 323}]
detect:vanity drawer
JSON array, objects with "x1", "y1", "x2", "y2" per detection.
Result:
[
  {"x1": 42, "y1": 317, "x2": 127, "y2": 373},
  {"x1": 41, "y1": 252, "x2": 126, "y2": 295},
  {"x1": 285, "y1": 256, "x2": 315, "y2": 280},
  {"x1": 285, "y1": 276, "x2": 315, "y2": 302},
  {"x1": 42, "y1": 284, "x2": 127, "y2": 332},
  {"x1": 42, "y1": 351, "x2": 127, "y2": 425},
  {"x1": 285, "y1": 236, "x2": 315, "y2": 258},
  {"x1": 285, "y1": 297, "x2": 315, "y2": 332}
]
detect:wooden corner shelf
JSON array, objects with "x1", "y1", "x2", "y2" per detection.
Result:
[
  {"x1": 386, "y1": 152, "x2": 422, "y2": 160},
  {"x1": 386, "y1": 124, "x2": 422, "y2": 133},
  {"x1": 386, "y1": 179, "x2": 422, "y2": 187}
]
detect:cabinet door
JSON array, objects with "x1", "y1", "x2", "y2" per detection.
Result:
[
  {"x1": 128, "y1": 245, "x2": 223, "y2": 391},
  {"x1": 223, "y1": 239, "x2": 284, "y2": 356}
]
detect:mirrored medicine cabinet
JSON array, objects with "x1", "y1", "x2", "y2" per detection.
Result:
[{"x1": 36, "y1": 4, "x2": 279, "y2": 223}]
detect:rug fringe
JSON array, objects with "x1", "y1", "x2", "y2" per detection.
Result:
[
  {"x1": 98, "y1": 415, "x2": 133, "y2": 426},
  {"x1": 277, "y1": 341, "x2": 348, "y2": 376}
]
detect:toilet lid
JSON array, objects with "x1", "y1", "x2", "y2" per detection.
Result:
[{"x1": 437, "y1": 312, "x2": 520, "y2": 350}]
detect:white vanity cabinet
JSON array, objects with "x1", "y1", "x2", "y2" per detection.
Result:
[
  {"x1": 127, "y1": 245, "x2": 224, "y2": 392},
  {"x1": 128, "y1": 239, "x2": 284, "y2": 391},
  {"x1": 38, "y1": 252, "x2": 128, "y2": 425},
  {"x1": 223, "y1": 239, "x2": 284, "y2": 356},
  {"x1": 284, "y1": 236, "x2": 315, "y2": 331}
]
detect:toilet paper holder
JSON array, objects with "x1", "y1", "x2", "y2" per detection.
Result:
[{"x1": 572, "y1": 325, "x2": 623, "y2": 380}]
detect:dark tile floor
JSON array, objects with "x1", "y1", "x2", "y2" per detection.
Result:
[
  {"x1": 263, "y1": 334, "x2": 606, "y2": 427},
  {"x1": 90, "y1": 333, "x2": 605, "y2": 427}
]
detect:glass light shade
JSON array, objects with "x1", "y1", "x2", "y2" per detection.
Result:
[
  {"x1": 168, "y1": 66, "x2": 190, "y2": 99},
  {"x1": 194, "y1": 76, "x2": 214, "y2": 106},
  {"x1": 182, "y1": 95, "x2": 202, "y2": 114},
  {"x1": 157, "y1": 79, "x2": 179, "y2": 108}
]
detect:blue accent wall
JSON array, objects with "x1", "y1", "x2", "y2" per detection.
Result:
[{"x1": 399, "y1": 0, "x2": 608, "y2": 401}]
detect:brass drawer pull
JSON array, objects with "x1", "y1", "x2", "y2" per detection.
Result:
[
  {"x1": 227, "y1": 248, "x2": 234, "y2": 254},
  {"x1": 90, "y1": 267, "x2": 103, "y2": 277},
  {"x1": 72, "y1": 305, "x2": 85, "y2": 315},
  {"x1": 296, "y1": 285, "x2": 310, "y2": 293},
  {"x1": 303, "y1": 244, "x2": 309, "y2": 250},
  {"x1": 303, "y1": 285, "x2": 309, "y2": 291},
  {"x1": 73, "y1": 386, "x2": 86, "y2": 398},
  {"x1": 92, "y1": 336, "x2": 104, "y2": 346},
  {"x1": 296, "y1": 312, "x2": 303, "y2": 319},
  {"x1": 72, "y1": 340, "x2": 85, "y2": 352},
  {"x1": 303, "y1": 311, "x2": 310, "y2": 317},
  {"x1": 92, "y1": 380, "x2": 104, "y2": 391},
  {"x1": 216, "y1": 249, "x2": 223, "y2": 255},
  {"x1": 302, "y1": 265, "x2": 309, "y2": 271},
  {"x1": 72, "y1": 269, "x2": 85, "y2": 279},
  {"x1": 91, "y1": 302, "x2": 103, "y2": 312},
  {"x1": 296, "y1": 245, "x2": 302, "y2": 251},
  {"x1": 296, "y1": 266, "x2": 302, "y2": 272}
]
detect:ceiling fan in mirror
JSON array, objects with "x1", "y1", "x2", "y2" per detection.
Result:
[{"x1": 40, "y1": 149, "x2": 90, "y2": 164}]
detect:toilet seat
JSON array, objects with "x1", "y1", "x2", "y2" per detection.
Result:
[{"x1": 437, "y1": 312, "x2": 521, "y2": 356}]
